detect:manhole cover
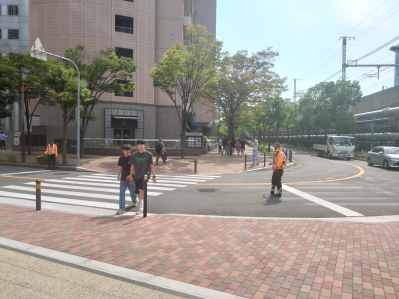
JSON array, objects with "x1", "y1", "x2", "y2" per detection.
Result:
[
  {"x1": 197, "y1": 189, "x2": 218, "y2": 192},
  {"x1": 52, "y1": 173, "x2": 71, "y2": 175}
]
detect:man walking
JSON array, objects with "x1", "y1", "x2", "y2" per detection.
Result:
[
  {"x1": 269, "y1": 142, "x2": 286, "y2": 197},
  {"x1": 155, "y1": 138, "x2": 166, "y2": 165},
  {"x1": 0, "y1": 132, "x2": 7, "y2": 150},
  {"x1": 239, "y1": 138, "x2": 246, "y2": 157},
  {"x1": 222, "y1": 136, "x2": 228, "y2": 155},
  {"x1": 44, "y1": 139, "x2": 58, "y2": 170},
  {"x1": 218, "y1": 136, "x2": 222, "y2": 154},
  {"x1": 129, "y1": 139, "x2": 157, "y2": 215},
  {"x1": 116, "y1": 144, "x2": 138, "y2": 215}
]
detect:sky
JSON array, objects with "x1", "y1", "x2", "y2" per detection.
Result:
[{"x1": 216, "y1": 0, "x2": 399, "y2": 101}]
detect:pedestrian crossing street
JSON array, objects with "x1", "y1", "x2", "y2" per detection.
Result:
[{"x1": 0, "y1": 173, "x2": 221, "y2": 216}]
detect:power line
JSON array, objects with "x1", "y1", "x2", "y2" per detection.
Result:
[
  {"x1": 350, "y1": 36, "x2": 399, "y2": 62},
  {"x1": 323, "y1": 69, "x2": 342, "y2": 82},
  {"x1": 354, "y1": 3, "x2": 399, "y2": 39},
  {"x1": 345, "y1": 0, "x2": 389, "y2": 35}
]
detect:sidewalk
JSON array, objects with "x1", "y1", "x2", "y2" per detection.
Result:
[
  {"x1": 0, "y1": 147, "x2": 271, "y2": 174},
  {"x1": 1, "y1": 205, "x2": 399, "y2": 299}
]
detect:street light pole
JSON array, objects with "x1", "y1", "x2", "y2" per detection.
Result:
[{"x1": 31, "y1": 44, "x2": 81, "y2": 167}]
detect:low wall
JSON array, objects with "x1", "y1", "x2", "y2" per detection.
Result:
[{"x1": 67, "y1": 147, "x2": 204, "y2": 156}]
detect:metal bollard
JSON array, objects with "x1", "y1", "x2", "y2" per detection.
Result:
[
  {"x1": 36, "y1": 180, "x2": 41, "y2": 211},
  {"x1": 289, "y1": 149, "x2": 293, "y2": 162},
  {"x1": 194, "y1": 158, "x2": 197, "y2": 174},
  {"x1": 143, "y1": 175, "x2": 148, "y2": 218},
  {"x1": 264, "y1": 153, "x2": 266, "y2": 167},
  {"x1": 244, "y1": 155, "x2": 247, "y2": 170}
]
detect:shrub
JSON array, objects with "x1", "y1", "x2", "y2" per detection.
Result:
[
  {"x1": 36, "y1": 155, "x2": 48, "y2": 165},
  {"x1": 355, "y1": 150, "x2": 367, "y2": 159},
  {"x1": 6, "y1": 155, "x2": 17, "y2": 163}
]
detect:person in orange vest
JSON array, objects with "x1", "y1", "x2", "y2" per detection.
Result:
[
  {"x1": 44, "y1": 139, "x2": 58, "y2": 170},
  {"x1": 268, "y1": 142, "x2": 286, "y2": 196}
]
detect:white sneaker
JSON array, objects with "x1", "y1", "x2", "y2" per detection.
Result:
[
  {"x1": 116, "y1": 209, "x2": 125, "y2": 215},
  {"x1": 136, "y1": 210, "x2": 143, "y2": 215}
]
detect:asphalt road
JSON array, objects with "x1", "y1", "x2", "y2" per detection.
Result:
[{"x1": 0, "y1": 151, "x2": 398, "y2": 218}]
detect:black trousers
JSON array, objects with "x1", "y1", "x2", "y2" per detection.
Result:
[
  {"x1": 271, "y1": 169, "x2": 284, "y2": 190},
  {"x1": 0, "y1": 140, "x2": 5, "y2": 150},
  {"x1": 48, "y1": 154, "x2": 56, "y2": 169}
]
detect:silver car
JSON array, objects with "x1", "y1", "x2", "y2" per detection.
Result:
[{"x1": 367, "y1": 146, "x2": 399, "y2": 169}]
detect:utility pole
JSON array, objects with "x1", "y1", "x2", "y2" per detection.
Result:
[
  {"x1": 292, "y1": 79, "x2": 301, "y2": 103},
  {"x1": 340, "y1": 36, "x2": 355, "y2": 80}
]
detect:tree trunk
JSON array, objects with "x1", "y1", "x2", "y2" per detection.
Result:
[
  {"x1": 62, "y1": 110, "x2": 68, "y2": 166},
  {"x1": 268, "y1": 125, "x2": 271, "y2": 152}
]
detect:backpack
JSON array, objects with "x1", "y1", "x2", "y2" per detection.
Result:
[{"x1": 155, "y1": 142, "x2": 163, "y2": 153}]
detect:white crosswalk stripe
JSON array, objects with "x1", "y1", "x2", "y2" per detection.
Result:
[{"x1": 0, "y1": 173, "x2": 220, "y2": 216}]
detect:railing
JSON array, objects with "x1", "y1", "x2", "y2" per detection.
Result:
[
  {"x1": 115, "y1": 26, "x2": 133, "y2": 34},
  {"x1": 82, "y1": 138, "x2": 180, "y2": 149}
]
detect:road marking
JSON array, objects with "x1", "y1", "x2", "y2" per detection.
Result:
[
  {"x1": 0, "y1": 175, "x2": 49, "y2": 180},
  {"x1": 0, "y1": 191, "x2": 116, "y2": 209},
  {"x1": 197, "y1": 162, "x2": 366, "y2": 186},
  {"x1": 79, "y1": 175, "x2": 207, "y2": 183},
  {"x1": 305, "y1": 203, "x2": 399, "y2": 206},
  {"x1": 283, "y1": 184, "x2": 364, "y2": 217},
  {"x1": 0, "y1": 170, "x2": 50, "y2": 176},
  {"x1": 1, "y1": 185, "x2": 162, "y2": 198},
  {"x1": 297, "y1": 187, "x2": 363, "y2": 189}
]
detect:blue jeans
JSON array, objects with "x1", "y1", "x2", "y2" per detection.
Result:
[
  {"x1": 119, "y1": 180, "x2": 137, "y2": 210},
  {"x1": 253, "y1": 150, "x2": 259, "y2": 164}
]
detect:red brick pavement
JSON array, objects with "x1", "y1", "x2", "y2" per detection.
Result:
[{"x1": 1, "y1": 205, "x2": 399, "y2": 299}]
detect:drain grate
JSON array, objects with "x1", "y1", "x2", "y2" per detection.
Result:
[{"x1": 197, "y1": 189, "x2": 218, "y2": 193}]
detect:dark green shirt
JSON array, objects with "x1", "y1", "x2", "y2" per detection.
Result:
[{"x1": 130, "y1": 150, "x2": 153, "y2": 180}]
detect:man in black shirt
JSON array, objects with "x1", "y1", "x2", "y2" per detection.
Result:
[
  {"x1": 222, "y1": 136, "x2": 228, "y2": 156},
  {"x1": 129, "y1": 139, "x2": 157, "y2": 215},
  {"x1": 240, "y1": 138, "x2": 246, "y2": 157},
  {"x1": 116, "y1": 144, "x2": 138, "y2": 215}
]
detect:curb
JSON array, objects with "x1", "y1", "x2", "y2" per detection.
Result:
[{"x1": 0, "y1": 162, "x2": 97, "y2": 172}]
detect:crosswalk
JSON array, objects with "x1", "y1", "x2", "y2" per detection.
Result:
[{"x1": 0, "y1": 173, "x2": 221, "y2": 216}]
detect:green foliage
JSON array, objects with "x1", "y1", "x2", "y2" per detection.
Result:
[
  {"x1": 20, "y1": 133, "x2": 46, "y2": 146},
  {"x1": 203, "y1": 48, "x2": 286, "y2": 139},
  {"x1": 355, "y1": 150, "x2": 367, "y2": 159},
  {"x1": 36, "y1": 155, "x2": 48, "y2": 165},
  {"x1": 150, "y1": 25, "x2": 224, "y2": 158},
  {"x1": 64, "y1": 45, "x2": 138, "y2": 157},
  {"x1": 6, "y1": 155, "x2": 17, "y2": 163},
  {"x1": 36, "y1": 155, "x2": 60, "y2": 166}
]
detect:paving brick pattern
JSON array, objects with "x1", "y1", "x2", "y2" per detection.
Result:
[{"x1": 1, "y1": 205, "x2": 399, "y2": 298}]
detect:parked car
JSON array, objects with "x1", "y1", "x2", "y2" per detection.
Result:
[{"x1": 367, "y1": 146, "x2": 399, "y2": 169}]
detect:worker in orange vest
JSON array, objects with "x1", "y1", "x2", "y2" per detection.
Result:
[
  {"x1": 44, "y1": 139, "x2": 58, "y2": 170},
  {"x1": 268, "y1": 142, "x2": 286, "y2": 196}
]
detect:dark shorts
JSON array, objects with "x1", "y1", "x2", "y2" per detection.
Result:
[{"x1": 134, "y1": 174, "x2": 151, "y2": 194}]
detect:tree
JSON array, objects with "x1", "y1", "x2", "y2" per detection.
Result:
[
  {"x1": 0, "y1": 53, "x2": 52, "y2": 153},
  {"x1": 64, "y1": 45, "x2": 138, "y2": 157},
  {"x1": 44, "y1": 62, "x2": 90, "y2": 166},
  {"x1": 203, "y1": 48, "x2": 286, "y2": 140},
  {"x1": 151, "y1": 25, "x2": 224, "y2": 158}
]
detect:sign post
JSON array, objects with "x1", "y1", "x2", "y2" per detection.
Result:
[{"x1": 30, "y1": 38, "x2": 81, "y2": 167}]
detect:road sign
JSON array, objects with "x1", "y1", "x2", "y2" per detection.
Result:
[{"x1": 30, "y1": 38, "x2": 47, "y2": 61}]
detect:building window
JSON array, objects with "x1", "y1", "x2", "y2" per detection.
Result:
[
  {"x1": 115, "y1": 15, "x2": 133, "y2": 34},
  {"x1": 115, "y1": 80, "x2": 133, "y2": 97},
  {"x1": 8, "y1": 29, "x2": 19, "y2": 40},
  {"x1": 115, "y1": 47, "x2": 133, "y2": 59},
  {"x1": 8, "y1": 5, "x2": 18, "y2": 15}
]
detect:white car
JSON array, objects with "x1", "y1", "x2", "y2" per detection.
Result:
[{"x1": 367, "y1": 146, "x2": 399, "y2": 169}]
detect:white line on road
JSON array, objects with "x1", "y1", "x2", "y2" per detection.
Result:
[
  {"x1": 283, "y1": 184, "x2": 364, "y2": 217},
  {"x1": 305, "y1": 203, "x2": 399, "y2": 206},
  {"x1": 0, "y1": 191, "x2": 116, "y2": 209},
  {"x1": 0, "y1": 170, "x2": 50, "y2": 176},
  {"x1": 297, "y1": 187, "x2": 363, "y2": 189},
  {"x1": 1, "y1": 185, "x2": 162, "y2": 198}
]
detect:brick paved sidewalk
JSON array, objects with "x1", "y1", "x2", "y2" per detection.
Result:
[
  {"x1": 1, "y1": 205, "x2": 399, "y2": 299},
  {"x1": 0, "y1": 147, "x2": 270, "y2": 174}
]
